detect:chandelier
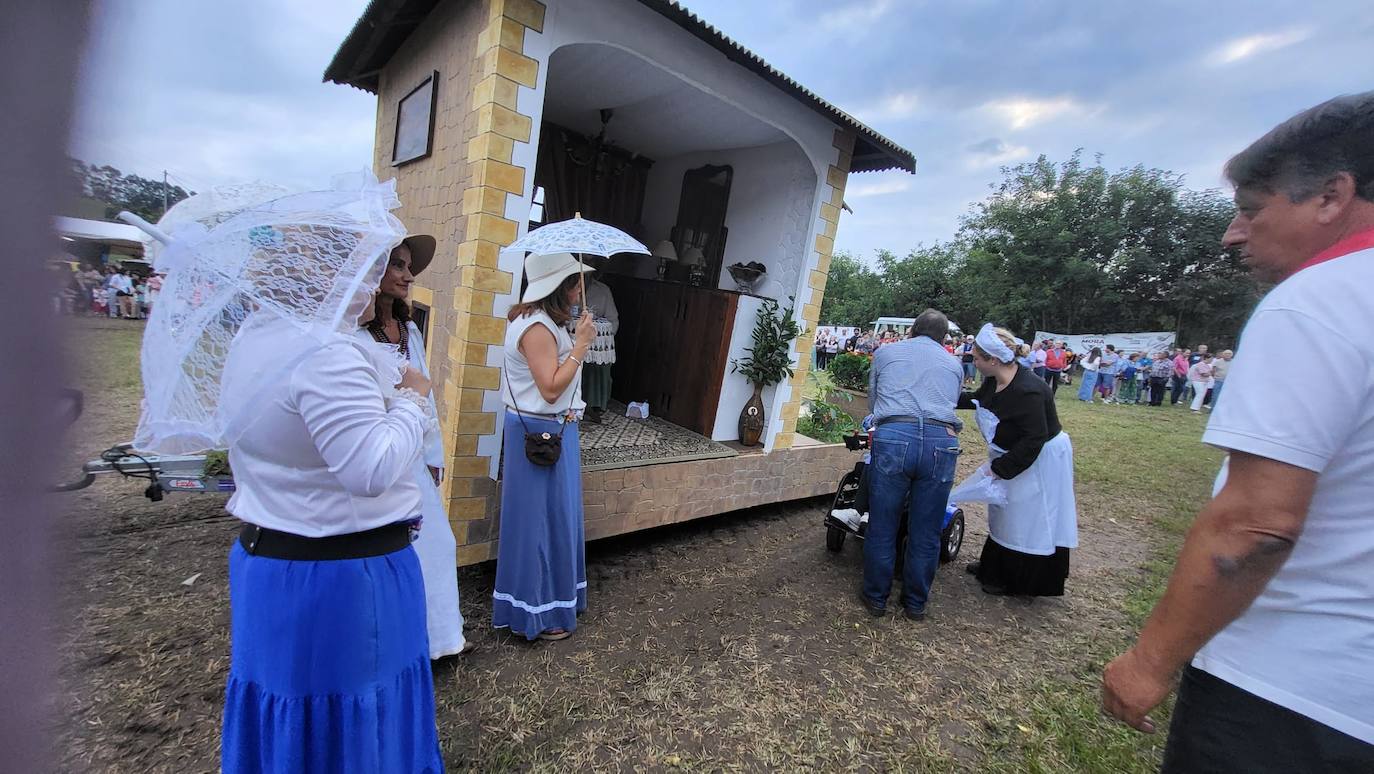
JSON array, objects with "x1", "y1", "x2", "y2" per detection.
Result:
[{"x1": 564, "y1": 108, "x2": 633, "y2": 180}]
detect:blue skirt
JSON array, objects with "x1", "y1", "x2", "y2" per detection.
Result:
[
  {"x1": 494, "y1": 412, "x2": 587, "y2": 640},
  {"x1": 222, "y1": 541, "x2": 443, "y2": 773}
]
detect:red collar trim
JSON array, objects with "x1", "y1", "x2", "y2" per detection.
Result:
[{"x1": 1297, "y1": 228, "x2": 1374, "y2": 272}]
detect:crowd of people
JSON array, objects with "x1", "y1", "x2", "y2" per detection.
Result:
[
  {"x1": 111, "y1": 93, "x2": 1374, "y2": 772},
  {"x1": 50, "y1": 263, "x2": 163, "y2": 319}
]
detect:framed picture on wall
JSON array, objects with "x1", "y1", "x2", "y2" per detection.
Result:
[{"x1": 391, "y1": 71, "x2": 438, "y2": 166}]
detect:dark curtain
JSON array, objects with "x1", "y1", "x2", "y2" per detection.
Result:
[{"x1": 534, "y1": 122, "x2": 652, "y2": 234}]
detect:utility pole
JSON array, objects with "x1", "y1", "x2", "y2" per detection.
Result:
[{"x1": 162, "y1": 170, "x2": 168, "y2": 217}]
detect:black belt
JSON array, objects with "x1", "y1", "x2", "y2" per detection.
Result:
[
  {"x1": 875, "y1": 415, "x2": 959, "y2": 431},
  {"x1": 238, "y1": 522, "x2": 411, "y2": 561}
]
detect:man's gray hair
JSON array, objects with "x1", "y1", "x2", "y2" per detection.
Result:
[
  {"x1": 1225, "y1": 90, "x2": 1374, "y2": 202},
  {"x1": 911, "y1": 308, "x2": 948, "y2": 340}
]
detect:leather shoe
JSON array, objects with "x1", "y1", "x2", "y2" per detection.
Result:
[{"x1": 857, "y1": 590, "x2": 886, "y2": 617}]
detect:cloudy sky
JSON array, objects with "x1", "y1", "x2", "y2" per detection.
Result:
[{"x1": 75, "y1": 0, "x2": 1371, "y2": 263}]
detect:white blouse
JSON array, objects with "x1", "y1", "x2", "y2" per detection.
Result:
[
  {"x1": 226, "y1": 334, "x2": 427, "y2": 537},
  {"x1": 503, "y1": 310, "x2": 585, "y2": 415}
]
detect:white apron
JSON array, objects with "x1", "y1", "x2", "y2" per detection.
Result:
[
  {"x1": 356, "y1": 322, "x2": 466, "y2": 658},
  {"x1": 975, "y1": 401, "x2": 1078, "y2": 556}
]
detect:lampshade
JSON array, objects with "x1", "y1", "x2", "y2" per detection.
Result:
[
  {"x1": 681, "y1": 247, "x2": 705, "y2": 266},
  {"x1": 651, "y1": 240, "x2": 678, "y2": 260}
]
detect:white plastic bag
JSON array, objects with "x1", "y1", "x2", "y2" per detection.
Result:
[
  {"x1": 949, "y1": 463, "x2": 1008, "y2": 506},
  {"x1": 626, "y1": 401, "x2": 650, "y2": 419}
]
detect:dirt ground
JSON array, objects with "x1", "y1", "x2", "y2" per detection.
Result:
[{"x1": 55, "y1": 318, "x2": 1160, "y2": 772}]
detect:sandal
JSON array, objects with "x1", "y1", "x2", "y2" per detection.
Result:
[{"x1": 538, "y1": 628, "x2": 572, "y2": 641}]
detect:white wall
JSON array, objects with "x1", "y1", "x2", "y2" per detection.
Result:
[
  {"x1": 640, "y1": 141, "x2": 816, "y2": 301},
  {"x1": 478, "y1": 0, "x2": 851, "y2": 465}
]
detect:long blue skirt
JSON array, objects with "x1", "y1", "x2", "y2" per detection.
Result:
[
  {"x1": 222, "y1": 541, "x2": 443, "y2": 773},
  {"x1": 493, "y1": 412, "x2": 587, "y2": 640}
]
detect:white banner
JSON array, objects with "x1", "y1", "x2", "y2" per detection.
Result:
[{"x1": 1033, "y1": 330, "x2": 1177, "y2": 357}]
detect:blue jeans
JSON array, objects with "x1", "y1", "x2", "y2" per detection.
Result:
[
  {"x1": 962, "y1": 362, "x2": 976, "y2": 381},
  {"x1": 1209, "y1": 381, "x2": 1223, "y2": 408},
  {"x1": 1078, "y1": 370, "x2": 1099, "y2": 401},
  {"x1": 862, "y1": 421, "x2": 961, "y2": 612}
]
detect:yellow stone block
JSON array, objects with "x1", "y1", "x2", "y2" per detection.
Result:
[
  {"x1": 826, "y1": 186, "x2": 844, "y2": 209},
  {"x1": 832, "y1": 128, "x2": 856, "y2": 155},
  {"x1": 774, "y1": 432, "x2": 795, "y2": 450},
  {"x1": 819, "y1": 218, "x2": 838, "y2": 240},
  {"x1": 471, "y1": 74, "x2": 521, "y2": 111},
  {"x1": 446, "y1": 477, "x2": 474, "y2": 498},
  {"x1": 820, "y1": 202, "x2": 841, "y2": 224},
  {"x1": 494, "y1": 0, "x2": 546, "y2": 32},
  {"x1": 466, "y1": 133, "x2": 515, "y2": 164},
  {"x1": 452, "y1": 434, "x2": 480, "y2": 457},
  {"x1": 470, "y1": 290, "x2": 496, "y2": 317},
  {"x1": 467, "y1": 212, "x2": 518, "y2": 245},
  {"x1": 475, "y1": 103, "x2": 532, "y2": 143},
  {"x1": 781, "y1": 402, "x2": 801, "y2": 421},
  {"x1": 450, "y1": 496, "x2": 488, "y2": 520},
  {"x1": 457, "y1": 240, "x2": 502, "y2": 268},
  {"x1": 449, "y1": 455, "x2": 491, "y2": 478},
  {"x1": 808, "y1": 269, "x2": 828, "y2": 291},
  {"x1": 457, "y1": 542, "x2": 491, "y2": 566},
  {"x1": 456, "y1": 411, "x2": 496, "y2": 436},
  {"x1": 462, "y1": 185, "x2": 507, "y2": 216},
  {"x1": 449, "y1": 520, "x2": 470, "y2": 545},
  {"x1": 802, "y1": 303, "x2": 822, "y2": 323},
  {"x1": 481, "y1": 46, "x2": 538, "y2": 89},
  {"x1": 467, "y1": 314, "x2": 507, "y2": 345},
  {"x1": 459, "y1": 388, "x2": 487, "y2": 412},
  {"x1": 826, "y1": 165, "x2": 848, "y2": 190},
  {"x1": 816, "y1": 251, "x2": 832, "y2": 274},
  {"x1": 471, "y1": 155, "x2": 526, "y2": 193},
  {"x1": 461, "y1": 265, "x2": 514, "y2": 294},
  {"x1": 460, "y1": 364, "x2": 502, "y2": 390},
  {"x1": 476, "y1": 15, "x2": 526, "y2": 54},
  {"x1": 815, "y1": 234, "x2": 835, "y2": 256},
  {"x1": 836, "y1": 151, "x2": 853, "y2": 174}
]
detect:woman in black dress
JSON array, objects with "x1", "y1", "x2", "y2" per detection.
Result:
[{"x1": 958, "y1": 325, "x2": 1079, "y2": 596}]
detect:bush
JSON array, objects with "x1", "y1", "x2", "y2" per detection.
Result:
[
  {"x1": 827, "y1": 352, "x2": 870, "y2": 392},
  {"x1": 798, "y1": 370, "x2": 859, "y2": 443}
]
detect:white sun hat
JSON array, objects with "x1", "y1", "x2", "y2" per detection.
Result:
[{"x1": 521, "y1": 251, "x2": 595, "y2": 303}]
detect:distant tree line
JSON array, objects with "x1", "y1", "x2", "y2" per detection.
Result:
[
  {"x1": 69, "y1": 159, "x2": 193, "y2": 222},
  {"x1": 822, "y1": 152, "x2": 1262, "y2": 348}
]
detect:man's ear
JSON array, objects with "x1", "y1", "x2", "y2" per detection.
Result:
[{"x1": 1314, "y1": 171, "x2": 1358, "y2": 226}]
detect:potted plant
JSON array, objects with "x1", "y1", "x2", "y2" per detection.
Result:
[{"x1": 730, "y1": 298, "x2": 801, "y2": 446}]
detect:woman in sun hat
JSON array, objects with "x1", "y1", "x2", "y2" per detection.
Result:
[
  {"x1": 494, "y1": 252, "x2": 595, "y2": 641},
  {"x1": 358, "y1": 232, "x2": 476, "y2": 660}
]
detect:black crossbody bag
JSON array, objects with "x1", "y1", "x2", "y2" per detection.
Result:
[{"x1": 505, "y1": 361, "x2": 580, "y2": 467}]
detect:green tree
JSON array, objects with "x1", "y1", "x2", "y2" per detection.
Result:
[{"x1": 70, "y1": 159, "x2": 192, "y2": 221}]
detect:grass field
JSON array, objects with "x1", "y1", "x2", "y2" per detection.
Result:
[{"x1": 58, "y1": 318, "x2": 1224, "y2": 772}]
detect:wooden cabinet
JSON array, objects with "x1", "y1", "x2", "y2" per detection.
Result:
[{"x1": 601, "y1": 275, "x2": 738, "y2": 436}]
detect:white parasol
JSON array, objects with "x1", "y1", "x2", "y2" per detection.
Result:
[
  {"x1": 118, "y1": 170, "x2": 407, "y2": 453},
  {"x1": 501, "y1": 212, "x2": 649, "y2": 303}
]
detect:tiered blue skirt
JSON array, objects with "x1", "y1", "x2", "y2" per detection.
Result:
[
  {"x1": 221, "y1": 541, "x2": 443, "y2": 773},
  {"x1": 493, "y1": 412, "x2": 587, "y2": 640}
]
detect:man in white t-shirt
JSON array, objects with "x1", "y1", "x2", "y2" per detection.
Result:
[{"x1": 1103, "y1": 92, "x2": 1374, "y2": 772}]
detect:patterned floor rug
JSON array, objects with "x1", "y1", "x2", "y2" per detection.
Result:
[{"x1": 580, "y1": 401, "x2": 737, "y2": 471}]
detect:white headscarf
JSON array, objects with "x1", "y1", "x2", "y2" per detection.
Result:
[{"x1": 976, "y1": 323, "x2": 1015, "y2": 364}]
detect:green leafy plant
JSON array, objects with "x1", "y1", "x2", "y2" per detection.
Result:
[
  {"x1": 203, "y1": 450, "x2": 232, "y2": 477},
  {"x1": 731, "y1": 298, "x2": 802, "y2": 387},
  {"x1": 827, "y1": 352, "x2": 871, "y2": 392},
  {"x1": 798, "y1": 369, "x2": 858, "y2": 443}
]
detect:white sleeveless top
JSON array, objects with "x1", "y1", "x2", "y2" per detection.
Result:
[{"x1": 503, "y1": 310, "x2": 585, "y2": 415}]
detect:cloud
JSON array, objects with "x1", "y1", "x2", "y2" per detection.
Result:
[
  {"x1": 965, "y1": 138, "x2": 1031, "y2": 167},
  {"x1": 1206, "y1": 27, "x2": 1312, "y2": 66},
  {"x1": 981, "y1": 96, "x2": 1090, "y2": 130},
  {"x1": 818, "y1": 0, "x2": 894, "y2": 32},
  {"x1": 853, "y1": 90, "x2": 920, "y2": 123},
  {"x1": 847, "y1": 176, "x2": 912, "y2": 198}
]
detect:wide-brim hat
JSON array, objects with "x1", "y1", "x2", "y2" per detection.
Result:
[
  {"x1": 522, "y1": 251, "x2": 594, "y2": 303},
  {"x1": 398, "y1": 234, "x2": 437, "y2": 276}
]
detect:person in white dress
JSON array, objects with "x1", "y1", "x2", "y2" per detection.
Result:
[{"x1": 358, "y1": 234, "x2": 471, "y2": 659}]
